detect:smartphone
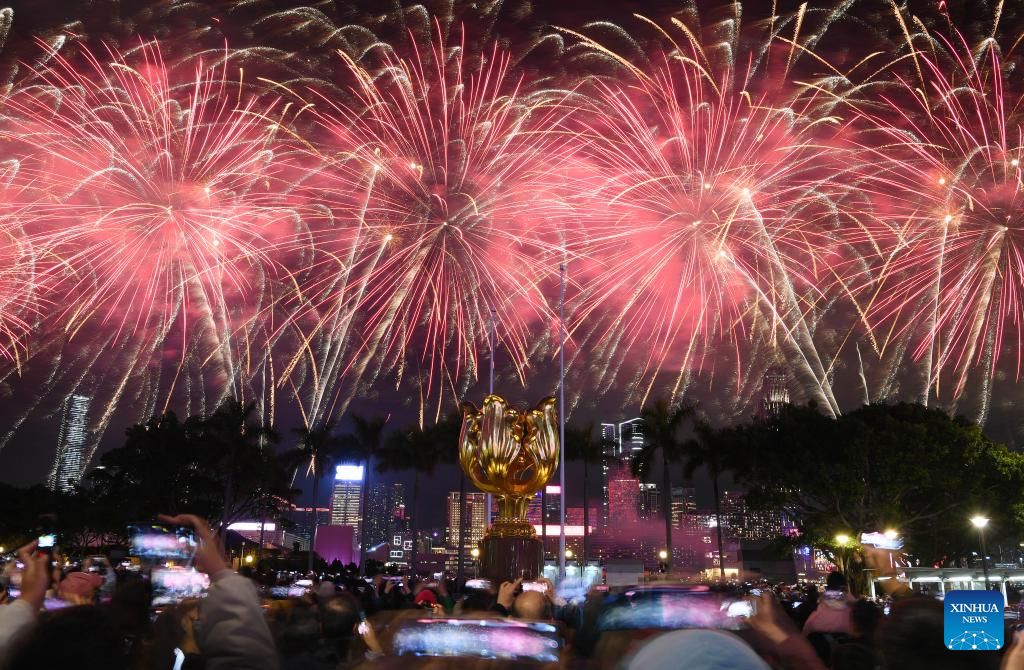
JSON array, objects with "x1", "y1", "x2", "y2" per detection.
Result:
[
  {"x1": 129, "y1": 524, "x2": 197, "y2": 561},
  {"x1": 36, "y1": 533, "x2": 57, "y2": 560},
  {"x1": 726, "y1": 599, "x2": 756, "y2": 619},
  {"x1": 392, "y1": 618, "x2": 562, "y2": 662},
  {"x1": 522, "y1": 581, "x2": 548, "y2": 593},
  {"x1": 151, "y1": 568, "x2": 209, "y2": 607},
  {"x1": 465, "y1": 578, "x2": 492, "y2": 590},
  {"x1": 860, "y1": 532, "x2": 904, "y2": 551},
  {"x1": 749, "y1": 588, "x2": 763, "y2": 597},
  {"x1": 823, "y1": 589, "x2": 846, "y2": 602}
]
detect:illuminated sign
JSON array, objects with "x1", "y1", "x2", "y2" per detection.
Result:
[
  {"x1": 335, "y1": 464, "x2": 364, "y2": 481},
  {"x1": 545, "y1": 485, "x2": 562, "y2": 495},
  {"x1": 227, "y1": 522, "x2": 276, "y2": 532}
]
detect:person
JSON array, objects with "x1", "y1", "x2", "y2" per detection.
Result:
[
  {"x1": 0, "y1": 541, "x2": 48, "y2": 666},
  {"x1": 513, "y1": 589, "x2": 550, "y2": 620},
  {"x1": 626, "y1": 629, "x2": 771, "y2": 669},
  {"x1": 830, "y1": 599, "x2": 881, "y2": 670},
  {"x1": 792, "y1": 584, "x2": 819, "y2": 629},
  {"x1": 746, "y1": 591, "x2": 828, "y2": 670},
  {"x1": 7, "y1": 603, "x2": 128, "y2": 670},
  {"x1": 158, "y1": 513, "x2": 280, "y2": 670},
  {"x1": 804, "y1": 572, "x2": 853, "y2": 636},
  {"x1": 493, "y1": 578, "x2": 521, "y2": 616},
  {"x1": 57, "y1": 570, "x2": 103, "y2": 606}
]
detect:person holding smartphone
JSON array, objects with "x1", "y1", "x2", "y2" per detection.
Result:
[
  {"x1": 0, "y1": 541, "x2": 50, "y2": 666},
  {"x1": 158, "y1": 514, "x2": 279, "y2": 670}
]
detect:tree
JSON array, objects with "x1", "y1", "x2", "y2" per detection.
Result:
[
  {"x1": 720, "y1": 402, "x2": 1024, "y2": 589},
  {"x1": 377, "y1": 416, "x2": 457, "y2": 577},
  {"x1": 564, "y1": 423, "x2": 606, "y2": 565},
  {"x1": 189, "y1": 400, "x2": 279, "y2": 528},
  {"x1": 680, "y1": 418, "x2": 730, "y2": 581},
  {"x1": 337, "y1": 414, "x2": 389, "y2": 576},
  {"x1": 283, "y1": 419, "x2": 348, "y2": 572},
  {"x1": 632, "y1": 399, "x2": 695, "y2": 572}
]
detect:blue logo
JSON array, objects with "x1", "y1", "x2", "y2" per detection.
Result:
[{"x1": 943, "y1": 590, "x2": 1003, "y2": 650}]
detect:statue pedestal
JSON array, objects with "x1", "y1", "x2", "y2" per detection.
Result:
[{"x1": 480, "y1": 534, "x2": 543, "y2": 584}]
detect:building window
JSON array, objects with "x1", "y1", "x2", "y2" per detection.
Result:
[
  {"x1": 393, "y1": 535, "x2": 402, "y2": 545},
  {"x1": 390, "y1": 550, "x2": 404, "y2": 559},
  {"x1": 403, "y1": 540, "x2": 413, "y2": 550}
]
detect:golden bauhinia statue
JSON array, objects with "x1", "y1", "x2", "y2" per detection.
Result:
[{"x1": 459, "y1": 394, "x2": 559, "y2": 581}]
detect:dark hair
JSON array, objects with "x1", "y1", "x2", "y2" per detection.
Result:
[
  {"x1": 831, "y1": 642, "x2": 877, "y2": 670},
  {"x1": 850, "y1": 599, "x2": 882, "y2": 641},
  {"x1": 880, "y1": 599, "x2": 993, "y2": 670},
  {"x1": 826, "y1": 571, "x2": 848, "y2": 590},
  {"x1": 9, "y1": 605, "x2": 127, "y2": 670}
]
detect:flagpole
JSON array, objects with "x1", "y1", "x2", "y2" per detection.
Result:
[
  {"x1": 558, "y1": 263, "x2": 567, "y2": 580},
  {"x1": 486, "y1": 307, "x2": 496, "y2": 525}
]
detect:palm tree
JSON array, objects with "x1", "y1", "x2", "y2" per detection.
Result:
[
  {"x1": 564, "y1": 423, "x2": 606, "y2": 565},
  {"x1": 338, "y1": 414, "x2": 389, "y2": 576},
  {"x1": 681, "y1": 417, "x2": 729, "y2": 581},
  {"x1": 377, "y1": 421, "x2": 449, "y2": 577},
  {"x1": 632, "y1": 399, "x2": 695, "y2": 572},
  {"x1": 283, "y1": 419, "x2": 347, "y2": 572},
  {"x1": 193, "y1": 400, "x2": 279, "y2": 530}
]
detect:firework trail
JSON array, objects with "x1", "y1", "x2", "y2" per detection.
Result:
[
  {"x1": 280, "y1": 20, "x2": 579, "y2": 426},
  {"x1": 849, "y1": 16, "x2": 1024, "y2": 419},
  {"x1": 0, "y1": 39, "x2": 308, "y2": 459},
  {"x1": 558, "y1": 4, "x2": 865, "y2": 416}
]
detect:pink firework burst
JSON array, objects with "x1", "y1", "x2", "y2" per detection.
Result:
[
  {"x1": 853, "y1": 28, "x2": 1024, "y2": 399},
  {"x1": 564, "y1": 15, "x2": 848, "y2": 408},
  {"x1": 296, "y1": 22, "x2": 578, "y2": 413},
  {"x1": 2, "y1": 40, "x2": 302, "y2": 363}
]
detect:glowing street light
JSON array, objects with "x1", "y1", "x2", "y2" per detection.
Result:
[
  {"x1": 470, "y1": 547, "x2": 480, "y2": 559},
  {"x1": 835, "y1": 533, "x2": 851, "y2": 546},
  {"x1": 971, "y1": 516, "x2": 991, "y2": 590}
]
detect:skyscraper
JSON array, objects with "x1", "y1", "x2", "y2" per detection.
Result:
[
  {"x1": 671, "y1": 486, "x2": 697, "y2": 528},
  {"x1": 607, "y1": 459, "x2": 640, "y2": 526},
  {"x1": 759, "y1": 367, "x2": 790, "y2": 419},
  {"x1": 543, "y1": 485, "x2": 562, "y2": 525},
  {"x1": 446, "y1": 492, "x2": 487, "y2": 556},
  {"x1": 330, "y1": 464, "x2": 364, "y2": 551},
  {"x1": 47, "y1": 394, "x2": 91, "y2": 492},
  {"x1": 599, "y1": 417, "x2": 644, "y2": 526},
  {"x1": 366, "y1": 482, "x2": 391, "y2": 548},
  {"x1": 637, "y1": 482, "x2": 661, "y2": 519}
]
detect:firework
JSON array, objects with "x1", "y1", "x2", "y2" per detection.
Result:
[
  {"x1": 0, "y1": 39, "x2": 309, "y2": 452},
  {"x1": 285, "y1": 21, "x2": 579, "y2": 422},
  {"x1": 560, "y1": 7, "x2": 857, "y2": 414},
  {"x1": 851, "y1": 24, "x2": 1024, "y2": 414}
]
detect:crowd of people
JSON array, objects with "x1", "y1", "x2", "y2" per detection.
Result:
[{"x1": 2, "y1": 520, "x2": 1023, "y2": 669}]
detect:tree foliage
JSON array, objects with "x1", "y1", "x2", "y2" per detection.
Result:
[{"x1": 720, "y1": 402, "x2": 1024, "y2": 567}]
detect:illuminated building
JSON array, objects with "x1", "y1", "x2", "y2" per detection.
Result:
[
  {"x1": 638, "y1": 482, "x2": 661, "y2": 519},
  {"x1": 671, "y1": 486, "x2": 697, "y2": 528},
  {"x1": 599, "y1": 417, "x2": 644, "y2": 526},
  {"x1": 367, "y1": 482, "x2": 408, "y2": 547},
  {"x1": 544, "y1": 484, "x2": 562, "y2": 525},
  {"x1": 330, "y1": 464, "x2": 364, "y2": 551},
  {"x1": 759, "y1": 367, "x2": 790, "y2": 419},
  {"x1": 719, "y1": 490, "x2": 783, "y2": 541},
  {"x1": 607, "y1": 459, "x2": 640, "y2": 525},
  {"x1": 446, "y1": 492, "x2": 488, "y2": 565},
  {"x1": 48, "y1": 394, "x2": 91, "y2": 492}
]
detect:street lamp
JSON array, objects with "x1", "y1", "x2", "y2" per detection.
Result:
[
  {"x1": 565, "y1": 549, "x2": 574, "y2": 560},
  {"x1": 244, "y1": 554, "x2": 254, "y2": 565},
  {"x1": 971, "y1": 516, "x2": 991, "y2": 590},
  {"x1": 835, "y1": 533, "x2": 850, "y2": 546},
  {"x1": 470, "y1": 547, "x2": 480, "y2": 559}
]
